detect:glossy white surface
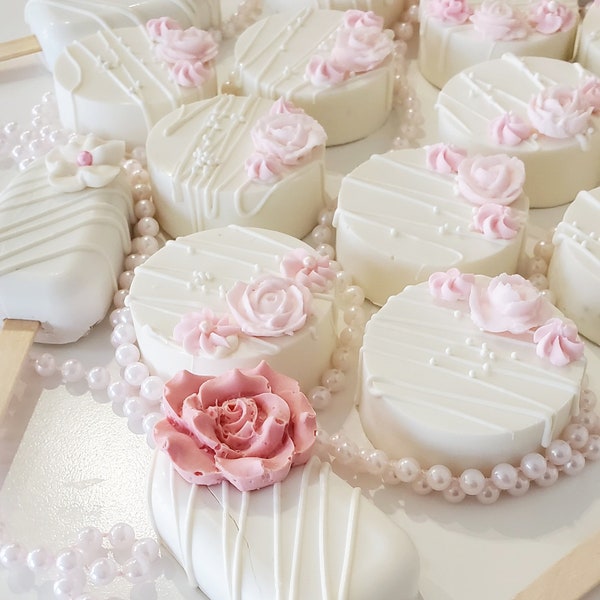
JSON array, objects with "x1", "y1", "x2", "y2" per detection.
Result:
[{"x1": 2, "y1": 2, "x2": 600, "y2": 600}]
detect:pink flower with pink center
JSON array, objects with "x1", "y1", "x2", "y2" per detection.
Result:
[{"x1": 173, "y1": 309, "x2": 240, "y2": 357}]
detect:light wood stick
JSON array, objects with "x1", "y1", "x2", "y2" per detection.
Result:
[
  {"x1": 514, "y1": 531, "x2": 600, "y2": 600},
  {"x1": 0, "y1": 320, "x2": 39, "y2": 421},
  {"x1": 0, "y1": 34, "x2": 41, "y2": 62}
]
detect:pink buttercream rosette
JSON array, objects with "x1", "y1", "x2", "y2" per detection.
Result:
[
  {"x1": 154, "y1": 362, "x2": 317, "y2": 492},
  {"x1": 470, "y1": 0, "x2": 530, "y2": 41},
  {"x1": 428, "y1": 269, "x2": 475, "y2": 302},
  {"x1": 456, "y1": 154, "x2": 525, "y2": 206},
  {"x1": 425, "y1": 142, "x2": 467, "y2": 174},
  {"x1": 528, "y1": 0, "x2": 575, "y2": 34},
  {"x1": 427, "y1": 0, "x2": 473, "y2": 24},
  {"x1": 226, "y1": 275, "x2": 312, "y2": 337},
  {"x1": 469, "y1": 273, "x2": 552, "y2": 334},
  {"x1": 533, "y1": 318, "x2": 584, "y2": 366},
  {"x1": 489, "y1": 112, "x2": 534, "y2": 146},
  {"x1": 173, "y1": 309, "x2": 240, "y2": 357},
  {"x1": 280, "y1": 249, "x2": 336, "y2": 293},
  {"x1": 472, "y1": 203, "x2": 520, "y2": 239}
]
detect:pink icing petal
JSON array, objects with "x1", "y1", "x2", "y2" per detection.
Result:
[
  {"x1": 472, "y1": 203, "x2": 520, "y2": 239},
  {"x1": 489, "y1": 112, "x2": 534, "y2": 146},
  {"x1": 280, "y1": 248, "x2": 335, "y2": 293},
  {"x1": 579, "y1": 77, "x2": 600, "y2": 114},
  {"x1": 146, "y1": 17, "x2": 182, "y2": 42},
  {"x1": 197, "y1": 369, "x2": 271, "y2": 410},
  {"x1": 343, "y1": 9, "x2": 385, "y2": 29},
  {"x1": 288, "y1": 407, "x2": 318, "y2": 464},
  {"x1": 169, "y1": 60, "x2": 212, "y2": 87},
  {"x1": 330, "y1": 26, "x2": 394, "y2": 73},
  {"x1": 533, "y1": 318, "x2": 585, "y2": 366},
  {"x1": 245, "y1": 152, "x2": 284, "y2": 183},
  {"x1": 456, "y1": 154, "x2": 525, "y2": 206},
  {"x1": 154, "y1": 27, "x2": 218, "y2": 64},
  {"x1": 173, "y1": 310, "x2": 240, "y2": 356},
  {"x1": 470, "y1": 0, "x2": 530, "y2": 41},
  {"x1": 162, "y1": 370, "x2": 214, "y2": 419},
  {"x1": 305, "y1": 54, "x2": 348, "y2": 87},
  {"x1": 528, "y1": 0, "x2": 575, "y2": 34},
  {"x1": 269, "y1": 97, "x2": 305, "y2": 115},
  {"x1": 428, "y1": 268, "x2": 475, "y2": 302},
  {"x1": 427, "y1": 0, "x2": 473, "y2": 24},
  {"x1": 424, "y1": 142, "x2": 467, "y2": 174}
]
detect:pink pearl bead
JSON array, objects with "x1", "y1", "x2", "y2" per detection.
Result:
[
  {"x1": 393, "y1": 457, "x2": 421, "y2": 483},
  {"x1": 122, "y1": 159, "x2": 142, "y2": 175},
  {"x1": 459, "y1": 468, "x2": 486, "y2": 495},
  {"x1": 123, "y1": 396, "x2": 146, "y2": 420},
  {"x1": 533, "y1": 240, "x2": 554, "y2": 261},
  {"x1": 0, "y1": 543, "x2": 26, "y2": 569},
  {"x1": 76, "y1": 150, "x2": 93, "y2": 166},
  {"x1": 535, "y1": 463, "x2": 559, "y2": 487},
  {"x1": 310, "y1": 224, "x2": 333, "y2": 245},
  {"x1": 490, "y1": 463, "x2": 518, "y2": 490},
  {"x1": 142, "y1": 412, "x2": 163, "y2": 436},
  {"x1": 316, "y1": 243, "x2": 335, "y2": 260},
  {"x1": 546, "y1": 439, "x2": 572, "y2": 466},
  {"x1": 425, "y1": 464, "x2": 452, "y2": 491},
  {"x1": 574, "y1": 409, "x2": 599, "y2": 431},
  {"x1": 55, "y1": 548, "x2": 83, "y2": 573},
  {"x1": 107, "y1": 380, "x2": 136, "y2": 402},
  {"x1": 133, "y1": 235, "x2": 160, "y2": 256},
  {"x1": 76, "y1": 526, "x2": 104, "y2": 553},
  {"x1": 520, "y1": 452, "x2": 547, "y2": 479}
]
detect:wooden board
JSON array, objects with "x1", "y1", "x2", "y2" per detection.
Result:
[{"x1": 0, "y1": 34, "x2": 40, "y2": 61}]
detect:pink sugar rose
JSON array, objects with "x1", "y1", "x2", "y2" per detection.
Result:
[
  {"x1": 428, "y1": 268, "x2": 475, "y2": 302},
  {"x1": 456, "y1": 154, "x2": 525, "y2": 206},
  {"x1": 343, "y1": 9, "x2": 385, "y2": 29},
  {"x1": 245, "y1": 152, "x2": 284, "y2": 183},
  {"x1": 154, "y1": 362, "x2": 317, "y2": 492},
  {"x1": 250, "y1": 111, "x2": 326, "y2": 166},
  {"x1": 472, "y1": 203, "x2": 519, "y2": 239},
  {"x1": 305, "y1": 54, "x2": 348, "y2": 87},
  {"x1": 489, "y1": 112, "x2": 534, "y2": 146},
  {"x1": 146, "y1": 16, "x2": 182, "y2": 41},
  {"x1": 469, "y1": 273, "x2": 552, "y2": 334},
  {"x1": 154, "y1": 26, "x2": 218, "y2": 64},
  {"x1": 470, "y1": 0, "x2": 530, "y2": 41},
  {"x1": 427, "y1": 0, "x2": 473, "y2": 24},
  {"x1": 269, "y1": 97, "x2": 305, "y2": 116},
  {"x1": 424, "y1": 142, "x2": 467, "y2": 174},
  {"x1": 528, "y1": 0, "x2": 575, "y2": 34},
  {"x1": 173, "y1": 309, "x2": 240, "y2": 357},
  {"x1": 280, "y1": 248, "x2": 336, "y2": 293},
  {"x1": 226, "y1": 275, "x2": 312, "y2": 337},
  {"x1": 330, "y1": 24, "x2": 394, "y2": 73},
  {"x1": 533, "y1": 317, "x2": 584, "y2": 366},
  {"x1": 579, "y1": 77, "x2": 600, "y2": 114},
  {"x1": 527, "y1": 85, "x2": 592, "y2": 139},
  {"x1": 169, "y1": 59, "x2": 212, "y2": 87}
]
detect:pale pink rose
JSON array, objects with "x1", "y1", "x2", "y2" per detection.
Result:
[
  {"x1": 154, "y1": 362, "x2": 317, "y2": 491},
  {"x1": 528, "y1": 0, "x2": 575, "y2": 34},
  {"x1": 269, "y1": 97, "x2": 305, "y2": 115},
  {"x1": 226, "y1": 275, "x2": 312, "y2": 337},
  {"x1": 456, "y1": 154, "x2": 525, "y2": 206},
  {"x1": 472, "y1": 203, "x2": 520, "y2": 239},
  {"x1": 428, "y1": 268, "x2": 475, "y2": 302},
  {"x1": 469, "y1": 274, "x2": 552, "y2": 334},
  {"x1": 470, "y1": 0, "x2": 530, "y2": 41},
  {"x1": 343, "y1": 9, "x2": 385, "y2": 29},
  {"x1": 305, "y1": 54, "x2": 348, "y2": 87},
  {"x1": 173, "y1": 309, "x2": 240, "y2": 357},
  {"x1": 169, "y1": 60, "x2": 212, "y2": 87},
  {"x1": 245, "y1": 152, "x2": 284, "y2": 183},
  {"x1": 146, "y1": 17, "x2": 182, "y2": 42},
  {"x1": 250, "y1": 112, "x2": 326, "y2": 166},
  {"x1": 527, "y1": 85, "x2": 592, "y2": 139},
  {"x1": 427, "y1": 0, "x2": 473, "y2": 24},
  {"x1": 424, "y1": 142, "x2": 467, "y2": 174},
  {"x1": 533, "y1": 318, "x2": 584, "y2": 366},
  {"x1": 155, "y1": 27, "x2": 218, "y2": 64},
  {"x1": 330, "y1": 25, "x2": 394, "y2": 73},
  {"x1": 489, "y1": 112, "x2": 534, "y2": 146},
  {"x1": 579, "y1": 77, "x2": 600, "y2": 114},
  {"x1": 280, "y1": 248, "x2": 336, "y2": 293}
]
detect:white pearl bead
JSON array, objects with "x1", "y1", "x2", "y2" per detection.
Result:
[
  {"x1": 88, "y1": 557, "x2": 118, "y2": 586},
  {"x1": 0, "y1": 543, "x2": 26, "y2": 569},
  {"x1": 585, "y1": 434, "x2": 600, "y2": 460},
  {"x1": 86, "y1": 366, "x2": 111, "y2": 390},
  {"x1": 490, "y1": 463, "x2": 518, "y2": 490},
  {"x1": 55, "y1": 548, "x2": 83, "y2": 573},
  {"x1": 113, "y1": 288, "x2": 129, "y2": 308},
  {"x1": 580, "y1": 388, "x2": 597, "y2": 411},
  {"x1": 118, "y1": 270, "x2": 135, "y2": 290},
  {"x1": 142, "y1": 412, "x2": 163, "y2": 436},
  {"x1": 574, "y1": 409, "x2": 599, "y2": 431},
  {"x1": 334, "y1": 438, "x2": 359, "y2": 464},
  {"x1": 123, "y1": 362, "x2": 150, "y2": 387},
  {"x1": 533, "y1": 240, "x2": 554, "y2": 261},
  {"x1": 134, "y1": 198, "x2": 156, "y2": 219},
  {"x1": 61, "y1": 359, "x2": 85, "y2": 383},
  {"x1": 393, "y1": 457, "x2": 421, "y2": 483},
  {"x1": 546, "y1": 439, "x2": 572, "y2": 466},
  {"x1": 123, "y1": 396, "x2": 147, "y2": 420},
  {"x1": 343, "y1": 305, "x2": 367, "y2": 327},
  {"x1": 459, "y1": 468, "x2": 486, "y2": 495},
  {"x1": 122, "y1": 555, "x2": 150, "y2": 583},
  {"x1": 562, "y1": 451, "x2": 585, "y2": 476},
  {"x1": 339, "y1": 285, "x2": 365, "y2": 308},
  {"x1": 115, "y1": 343, "x2": 141, "y2": 367},
  {"x1": 107, "y1": 380, "x2": 135, "y2": 403},
  {"x1": 338, "y1": 326, "x2": 363, "y2": 348},
  {"x1": 331, "y1": 346, "x2": 354, "y2": 371},
  {"x1": 123, "y1": 158, "x2": 142, "y2": 175},
  {"x1": 520, "y1": 452, "x2": 547, "y2": 479},
  {"x1": 442, "y1": 479, "x2": 466, "y2": 503},
  {"x1": 308, "y1": 385, "x2": 332, "y2": 410},
  {"x1": 139, "y1": 376, "x2": 164, "y2": 403},
  {"x1": 477, "y1": 481, "x2": 500, "y2": 504},
  {"x1": 425, "y1": 464, "x2": 452, "y2": 491},
  {"x1": 562, "y1": 423, "x2": 589, "y2": 450},
  {"x1": 26, "y1": 547, "x2": 53, "y2": 572},
  {"x1": 535, "y1": 463, "x2": 559, "y2": 487},
  {"x1": 111, "y1": 323, "x2": 136, "y2": 347},
  {"x1": 108, "y1": 523, "x2": 135, "y2": 549},
  {"x1": 364, "y1": 450, "x2": 389, "y2": 476},
  {"x1": 320, "y1": 368, "x2": 345, "y2": 393},
  {"x1": 109, "y1": 307, "x2": 132, "y2": 326},
  {"x1": 411, "y1": 474, "x2": 432, "y2": 495},
  {"x1": 77, "y1": 526, "x2": 104, "y2": 554},
  {"x1": 507, "y1": 473, "x2": 531, "y2": 497},
  {"x1": 132, "y1": 538, "x2": 160, "y2": 563},
  {"x1": 34, "y1": 353, "x2": 57, "y2": 377},
  {"x1": 53, "y1": 574, "x2": 85, "y2": 599},
  {"x1": 136, "y1": 216, "x2": 160, "y2": 237},
  {"x1": 316, "y1": 243, "x2": 335, "y2": 260}
]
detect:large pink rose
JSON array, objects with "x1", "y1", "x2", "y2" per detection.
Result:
[
  {"x1": 456, "y1": 154, "x2": 525, "y2": 206},
  {"x1": 527, "y1": 85, "x2": 592, "y2": 139},
  {"x1": 226, "y1": 275, "x2": 312, "y2": 337},
  {"x1": 470, "y1": 0, "x2": 530, "y2": 41},
  {"x1": 330, "y1": 25, "x2": 394, "y2": 73},
  {"x1": 154, "y1": 362, "x2": 317, "y2": 491},
  {"x1": 469, "y1": 274, "x2": 552, "y2": 334},
  {"x1": 250, "y1": 112, "x2": 326, "y2": 166},
  {"x1": 427, "y1": 0, "x2": 473, "y2": 24},
  {"x1": 154, "y1": 27, "x2": 218, "y2": 64}
]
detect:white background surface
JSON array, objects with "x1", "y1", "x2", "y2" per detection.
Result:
[{"x1": 1, "y1": 1, "x2": 600, "y2": 599}]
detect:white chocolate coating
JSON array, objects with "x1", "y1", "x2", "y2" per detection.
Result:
[
  {"x1": 548, "y1": 187, "x2": 600, "y2": 346},
  {"x1": 149, "y1": 452, "x2": 421, "y2": 600},
  {"x1": 146, "y1": 95, "x2": 326, "y2": 239},
  {"x1": 265, "y1": 0, "x2": 406, "y2": 26},
  {"x1": 232, "y1": 9, "x2": 395, "y2": 146},
  {"x1": 436, "y1": 54, "x2": 600, "y2": 208},
  {"x1": 419, "y1": 0, "x2": 578, "y2": 89},
  {"x1": 575, "y1": 2, "x2": 600, "y2": 78},
  {"x1": 333, "y1": 148, "x2": 528, "y2": 306},
  {"x1": 358, "y1": 276, "x2": 586, "y2": 473},
  {"x1": 126, "y1": 226, "x2": 337, "y2": 392},
  {"x1": 0, "y1": 159, "x2": 133, "y2": 344},
  {"x1": 24, "y1": 0, "x2": 221, "y2": 69},
  {"x1": 53, "y1": 25, "x2": 218, "y2": 149}
]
